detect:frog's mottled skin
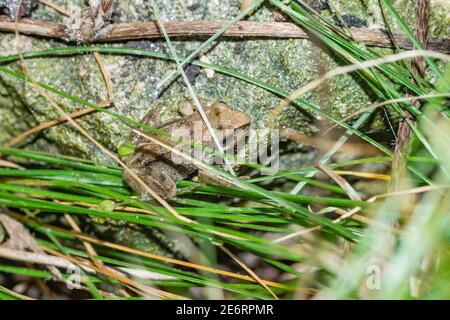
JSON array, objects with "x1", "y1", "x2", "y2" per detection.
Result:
[{"x1": 123, "y1": 101, "x2": 249, "y2": 198}]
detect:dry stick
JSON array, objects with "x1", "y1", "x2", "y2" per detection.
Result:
[
  {"x1": 7, "y1": 99, "x2": 112, "y2": 147},
  {"x1": 392, "y1": 0, "x2": 430, "y2": 192},
  {"x1": 0, "y1": 17, "x2": 449, "y2": 52},
  {"x1": 0, "y1": 247, "x2": 76, "y2": 269},
  {"x1": 0, "y1": 250, "x2": 114, "y2": 298}
]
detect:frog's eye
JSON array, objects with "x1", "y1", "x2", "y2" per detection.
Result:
[{"x1": 211, "y1": 107, "x2": 221, "y2": 117}]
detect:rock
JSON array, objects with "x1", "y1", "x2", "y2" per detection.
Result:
[
  {"x1": 0, "y1": 0, "x2": 38, "y2": 19},
  {"x1": 0, "y1": 0, "x2": 448, "y2": 161}
]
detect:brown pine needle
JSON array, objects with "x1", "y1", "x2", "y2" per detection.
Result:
[
  {"x1": 39, "y1": 0, "x2": 72, "y2": 17},
  {"x1": 317, "y1": 163, "x2": 361, "y2": 201},
  {"x1": 219, "y1": 244, "x2": 279, "y2": 300},
  {"x1": 0, "y1": 285, "x2": 35, "y2": 300},
  {"x1": 93, "y1": 52, "x2": 115, "y2": 101},
  {"x1": 6, "y1": 99, "x2": 113, "y2": 147},
  {"x1": 63, "y1": 213, "x2": 104, "y2": 269},
  {"x1": 333, "y1": 170, "x2": 391, "y2": 181},
  {"x1": 0, "y1": 159, "x2": 25, "y2": 169}
]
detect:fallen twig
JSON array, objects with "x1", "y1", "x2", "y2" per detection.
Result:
[{"x1": 0, "y1": 16, "x2": 449, "y2": 52}]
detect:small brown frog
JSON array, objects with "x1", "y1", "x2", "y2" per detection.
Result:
[{"x1": 123, "y1": 101, "x2": 249, "y2": 199}]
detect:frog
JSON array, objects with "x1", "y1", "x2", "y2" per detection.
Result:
[{"x1": 122, "y1": 100, "x2": 250, "y2": 199}]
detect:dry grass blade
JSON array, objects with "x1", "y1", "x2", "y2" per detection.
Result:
[
  {"x1": 0, "y1": 285, "x2": 35, "y2": 300},
  {"x1": 39, "y1": 0, "x2": 72, "y2": 16},
  {"x1": 0, "y1": 159, "x2": 25, "y2": 169},
  {"x1": 317, "y1": 163, "x2": 361, "y2": 201},
  {"x1": 333, "y1": 170, "x2": 391, "y2": 181},
  {"x1": 367, "y1": 184, "x2": 450, "y2": 202},
  {"x1": 0, "y1": 247, "x2": 76, "y2": 269},
  {"x1": 219, "y1": 244, "x2": 279, "y2": 300}
]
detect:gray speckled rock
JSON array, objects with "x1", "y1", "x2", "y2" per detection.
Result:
[{"x1": 0, "y1": 0, "x2": 447, "y2": 162}]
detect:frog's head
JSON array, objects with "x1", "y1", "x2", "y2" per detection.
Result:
[{"x1": 209, "y1": 101, "x2": 249, "y2": 130}]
